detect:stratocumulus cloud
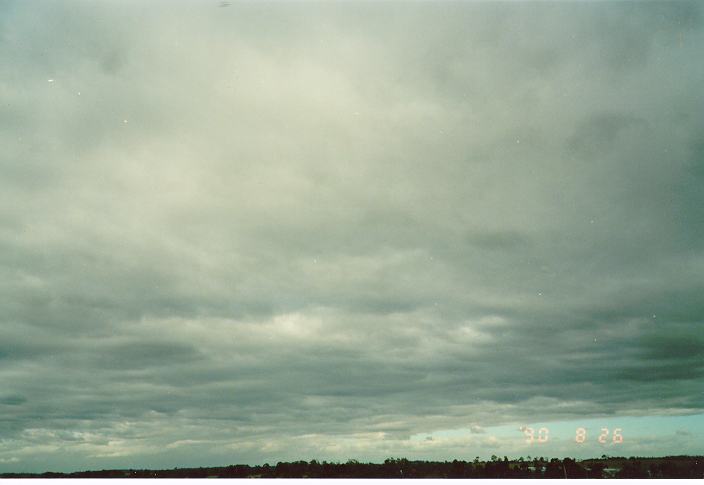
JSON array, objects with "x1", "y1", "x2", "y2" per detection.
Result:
[{"x1": 0, "y1": 0, "x2": 703, "y2": 472}]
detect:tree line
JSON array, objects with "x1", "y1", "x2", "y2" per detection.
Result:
[{"x1": 2, "y1": 455, "x2": 702, "y2": 478}]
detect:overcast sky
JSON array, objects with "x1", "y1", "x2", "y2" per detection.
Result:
[{"x1": 1, "y1": 0, "x2": 703, "y2": 473}]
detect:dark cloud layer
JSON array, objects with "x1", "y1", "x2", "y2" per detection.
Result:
[{"x1": 1, "y1": 0, "x2": 703, "y2": 472}]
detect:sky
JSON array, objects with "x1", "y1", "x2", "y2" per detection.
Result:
[{"x1": 1, "y1": 0, "x2": 703, "y2": 473}]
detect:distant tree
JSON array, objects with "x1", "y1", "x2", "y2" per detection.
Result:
[
  {"x1": 589, "y1": 461, "x2": 606, "y2": 478},
  {"x1": 617, "y1": 461, "x2": 648, "y2": 478},
  {"x1": 545, "y1": 458, "x2": 563, "y2": 478},
  {"x1": 449, "y1": 459, "x2": 465, "y2": 478},
  {"x1": 562, "y1": 457, "x2": 587, "y2": 478},
  {"x1": 382, "y1": 458, "x2": 402, "y2": 478}
]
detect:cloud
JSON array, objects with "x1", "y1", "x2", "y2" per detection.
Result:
[{"x1": 0, "y1": 0, "x2": 703, "y2": 472}]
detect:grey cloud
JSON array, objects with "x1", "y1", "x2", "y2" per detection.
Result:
[
  {"x1": 0, "y1": 0, "x2": 703, "y2": 473},
  {"x1": 0, "y1": 395, "x2": 27, "y2": 406},
  {"x1": 567, "y1": 112, "x2": 649, "y2": 159}
]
